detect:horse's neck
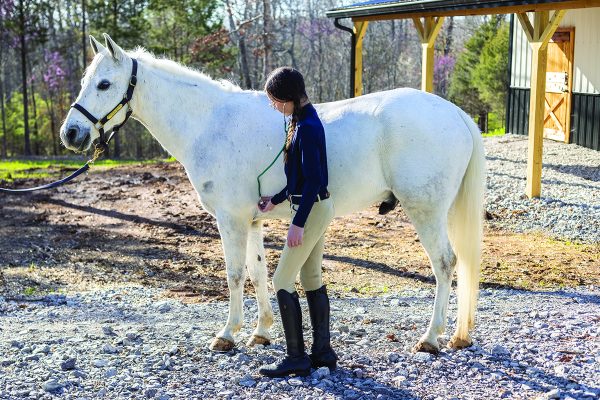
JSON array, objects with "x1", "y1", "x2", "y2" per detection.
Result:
[{"x1": 130, "y1": 59, "x2": 227, "y2": 164}]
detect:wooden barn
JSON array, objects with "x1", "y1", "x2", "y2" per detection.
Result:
[
  {"x1": 326, "y1": 0, "x2": 600, "y2": 198},
  {"x1": 507, "y1": 8, "x2": 600, "y2": 151}
]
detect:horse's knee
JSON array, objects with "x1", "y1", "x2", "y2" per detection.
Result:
[{"x1": 227, "y1": 268, "x2": 245, "y2": 290}]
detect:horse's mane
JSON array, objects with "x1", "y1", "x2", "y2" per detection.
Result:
[{"x1": 127, "y1": 46, "x2": 243, "y2": 93}]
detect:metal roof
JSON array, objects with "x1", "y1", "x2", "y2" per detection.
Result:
[{"x1": 326, "y1": 0, "x2": 577, "y2": 19}]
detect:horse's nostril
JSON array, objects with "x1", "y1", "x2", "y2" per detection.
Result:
[{"x1": 67, "y1": 127, "x2": 78, "y2": 142}]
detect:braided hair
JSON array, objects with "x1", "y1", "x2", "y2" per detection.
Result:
[{"x1": 264, "y1": 67, "x2": 307, "y2": 163}]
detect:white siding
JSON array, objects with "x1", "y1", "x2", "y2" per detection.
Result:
[{"x1": 510, "y1": 8, "x2": 600, "y2": 94}]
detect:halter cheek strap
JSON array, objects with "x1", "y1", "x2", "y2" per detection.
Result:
[{"x1": 70, "y1": 58, "x2": 138, "y2": 151}]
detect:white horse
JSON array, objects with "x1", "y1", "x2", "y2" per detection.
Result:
[{"x1": 61, "y1": 34, "x2": 485, "y2": 354}]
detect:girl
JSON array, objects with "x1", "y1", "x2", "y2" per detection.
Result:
[{"x1": 257, "y1": 67, "x2": 337, "y2": 378}]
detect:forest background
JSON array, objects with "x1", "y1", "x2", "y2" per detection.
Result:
[{"x1": 0, "y1": 0, "x2": 509, "y2": 160}]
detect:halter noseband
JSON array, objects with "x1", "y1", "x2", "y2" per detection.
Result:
[{"x1": 70, "y1": 58, "x2": 138, "y2": 151}]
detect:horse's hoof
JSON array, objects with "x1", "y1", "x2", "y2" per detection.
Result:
[
  {"x1": 209, "y1": 337, "x2": 235, "y2": 352},
  {"x1": 447, "y1": 335, "x2": 472, "y2": 350},
  {"x1": 246, "y1": 335, "x2": 271, "y2": 347},
  {"x1": 412, "y1": 340, "x2": 440, "y2": 354}
]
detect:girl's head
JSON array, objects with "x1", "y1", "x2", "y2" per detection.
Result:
[
  {"x1": 264, "y1": 67, "x2": 309, "y2": 163},
  {"x1": 264, "y1": 67, "x2": 307, "y2": 116}
]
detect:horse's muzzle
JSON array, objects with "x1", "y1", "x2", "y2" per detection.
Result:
[{"x1": 62, "y1": 124, "x2": 92, "y2": 152}]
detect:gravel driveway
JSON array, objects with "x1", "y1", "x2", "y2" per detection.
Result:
[
  {"x1": 485, "y1": 135, "x2": 600, "y2": 243},
  {"x1": 1, "y1": 286, "x2": 599, "y2": 400}
]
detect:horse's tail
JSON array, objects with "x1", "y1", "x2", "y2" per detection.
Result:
[{"x1": 448, "y1": 108, "x2": 486, "y2": 340}]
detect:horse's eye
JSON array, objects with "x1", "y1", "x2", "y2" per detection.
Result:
[{"x1": 97, "y1": 80, "x2": 111, "y2": 90}]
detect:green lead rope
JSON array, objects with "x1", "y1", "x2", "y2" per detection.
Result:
[{"x1": 257, "y1": 118, "x2": 288, "y2": 197}]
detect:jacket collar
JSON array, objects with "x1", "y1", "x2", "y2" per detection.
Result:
[{"x1": 298, "y1": 102, "x2": 315, "y2": 121}]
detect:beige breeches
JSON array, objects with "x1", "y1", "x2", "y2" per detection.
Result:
[{"x1": 272, "y1": 198, "x2": 335, "y2": 293}]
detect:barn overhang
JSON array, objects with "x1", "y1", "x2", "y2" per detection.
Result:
[{"x1": 326, "y1": 0, "x2": 600, "y2": 199}]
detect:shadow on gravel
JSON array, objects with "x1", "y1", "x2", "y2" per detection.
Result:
[
  {"x1": 473, "y1": 353, "x2": 599, "y2": 395},
  {"x1": 318, "y1": 366, "x2": 417, "y2": 399},
  {"x1": 486, "y1": 155, "x2": 600, "y2": 182},
  {"x1": 520, "y1": 290, "x2": 600, "y2": 305},
  {"x1": 488, "y1": 170, "x2": 600, "y2": 195}
]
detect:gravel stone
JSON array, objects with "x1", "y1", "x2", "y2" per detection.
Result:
[{"x1": 60, "y1": 357, "x2": 76, "y2": 371}]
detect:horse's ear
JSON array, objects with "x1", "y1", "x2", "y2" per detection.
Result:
[
  {"x1": 102, "y1": 33, "x2": 125, "y2": 62},
  {"x1": 89, "y1": 35, "x2": 106, "y2": 55}
]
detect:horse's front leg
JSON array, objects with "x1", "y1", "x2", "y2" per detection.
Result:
[
  {"x1": 209, "y1": 212, "x2": 249, "y2": 352},
  {"x1": 245, "y1": 220, "x2": 273, "y2": 347}
]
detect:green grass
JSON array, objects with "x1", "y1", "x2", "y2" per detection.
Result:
[
  {"x1": 0, "y1": 157, "x2": 175, "y2": 182},
  {"x1": 482, "y1": 128, "x2": 505, "y2": 137}
]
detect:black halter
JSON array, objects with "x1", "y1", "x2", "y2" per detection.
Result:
[
  {"x1": 71, "y1": 58, "x2": 138, "y2": 151},
  {"x1": 0, "y1": 59, "x2": 138, "y2": 194}
]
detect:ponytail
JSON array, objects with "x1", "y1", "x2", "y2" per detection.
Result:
[{"x1": 283, "y1": 98, "x2": 301, "y2": 163}]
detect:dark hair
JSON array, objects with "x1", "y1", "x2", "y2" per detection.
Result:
[{"x1": 264, "y1": 67, "x2": 307, "y2": 163}]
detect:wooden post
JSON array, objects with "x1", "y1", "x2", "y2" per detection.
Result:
[
  {"x1": 517, "y1": 10, "x2": 566, "y2": 198},
  {"x1": 412, "y1": 16, "x2": 444, "y2": 93},
  {"x1": 353, "y1": 20, "x2": 368, "y2": 97}
]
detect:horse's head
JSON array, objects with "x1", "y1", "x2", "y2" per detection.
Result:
[{"x1": 60, "y1": 34, "x2": 134, "y2": 152}]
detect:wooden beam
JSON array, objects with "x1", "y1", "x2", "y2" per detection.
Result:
[
  {"x1": 522, "y1": 10, "x2": 566, "y2": 199},
  {"x1": 413, "y1": 16, "x2": 444, "y2": 92},
  {"x1": 516, "y1": 13, "x2": 534, "y2": 42},
  {"x1": 352, "y1": 20, "x2": 369, "y2": 97},
  {"x1": 412, "y1": 17, "x2": 424, "y2": 41},
  {"x1": 540, "y1": 10, "x2": 567, "y2": 45},
  {"x1": 350, "y1": 0, "x2": 595, "y2": 22}
]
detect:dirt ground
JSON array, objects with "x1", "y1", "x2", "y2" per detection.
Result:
[{"x1": 1, "y1": 162, "x2": 598, "y2": 302}]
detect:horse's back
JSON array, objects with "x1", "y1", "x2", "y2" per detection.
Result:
[{"x1": 315, "y1": 88, "x2": 475, "y2": 214}]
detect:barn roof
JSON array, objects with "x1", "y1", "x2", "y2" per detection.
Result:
[{"x1": 326, "y1": 0, "x2": 587, "y2": 19}]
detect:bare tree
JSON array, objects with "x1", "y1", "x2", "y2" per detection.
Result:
[{"x1": 262, "y1": 0, "x2": 273, "y2": 79}]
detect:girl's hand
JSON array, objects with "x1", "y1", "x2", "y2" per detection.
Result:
[
  {"x1": 287, "y1": 224, "x2": 304, "y2": 247},
  {"x1": 258, "y1": 196, "x2": 275, "y2": 212}
]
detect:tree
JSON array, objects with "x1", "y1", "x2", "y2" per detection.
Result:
[
  {"x1": 472, "y1": 21, "x2": 510, "y2": 124},
  {"x1": 449, "y1": 15, "x2": 505, "y2": 132}
]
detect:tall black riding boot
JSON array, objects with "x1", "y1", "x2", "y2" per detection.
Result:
[
  {"x1": 306, "y1": 285, "x2": 338, "y2": 370},
  {"x1": 259, "y1": 290, "x2": 311, "y2": 378}
]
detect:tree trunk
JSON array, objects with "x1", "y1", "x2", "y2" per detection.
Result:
[
  {"x1": 82, "y1": 0, "x2": 87, "y2": 69},
  {"x1": 478, "y1": 112, "x2": 488, "y2": 133},
  {"x1": 0, "y1": 75, "x2": 6, "y2": 159},
  {"x1": 113, "y1": 134, "x2": 120, "y2": 159},
  {"x1": 19, "y1": 0, "x2": 31, "y2": 155},
  {"x1": 225, "y1": 0, "x2": 253, "y2": 89},
  {"x1": 29, "y1": 71, "x2": 39, "y2": 155},
  {"x1": 44, "y1": 95, "x2": 58, "y2": 156},
  {"x1": 445, "y1": 17, "x2": 454, "y2": 56},
  {"x1": 262, "y1": 0, "x2": 273, "y2": 80}
]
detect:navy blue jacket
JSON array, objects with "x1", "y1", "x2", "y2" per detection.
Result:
[{"x1": 271, "y1": 103, "x2": 329, "y2": 227}]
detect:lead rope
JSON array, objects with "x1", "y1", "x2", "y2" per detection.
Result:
[{"x1": 257, "y1": 103, "x2": 289, "y2": 197}]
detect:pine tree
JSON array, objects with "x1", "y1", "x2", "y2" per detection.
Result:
[{"x1": 449, "y1": 15, "x2": 506, "y2": 132}]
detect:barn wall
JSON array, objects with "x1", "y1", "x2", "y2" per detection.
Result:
[
  {"x1": 508, "y1": 8, "x2": 600, "y2": 151},
  {"x1": 507, "y1": 89, "x2": 600, "y2": 151},
  {"x1": 510, "y1": 8, "x2": 600, "y2": 94}
]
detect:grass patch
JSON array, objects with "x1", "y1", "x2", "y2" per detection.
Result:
[
  {"x1": 482, "y1": 128, "x2": 505, "y2": 137},
  {"x1": 0, "y1": 158, "x2": 175, "y2": 182}
]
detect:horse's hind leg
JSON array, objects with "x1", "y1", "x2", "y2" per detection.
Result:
[
  {"x1": 245, "y1": 221, "x2": 273, "y2": 347},
  {"x1": 403, "y1": 204, "x2": 456, "y2": 354},
  {"x1": 209, "y1": 212, "x2": 249, "y2": 352}
]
